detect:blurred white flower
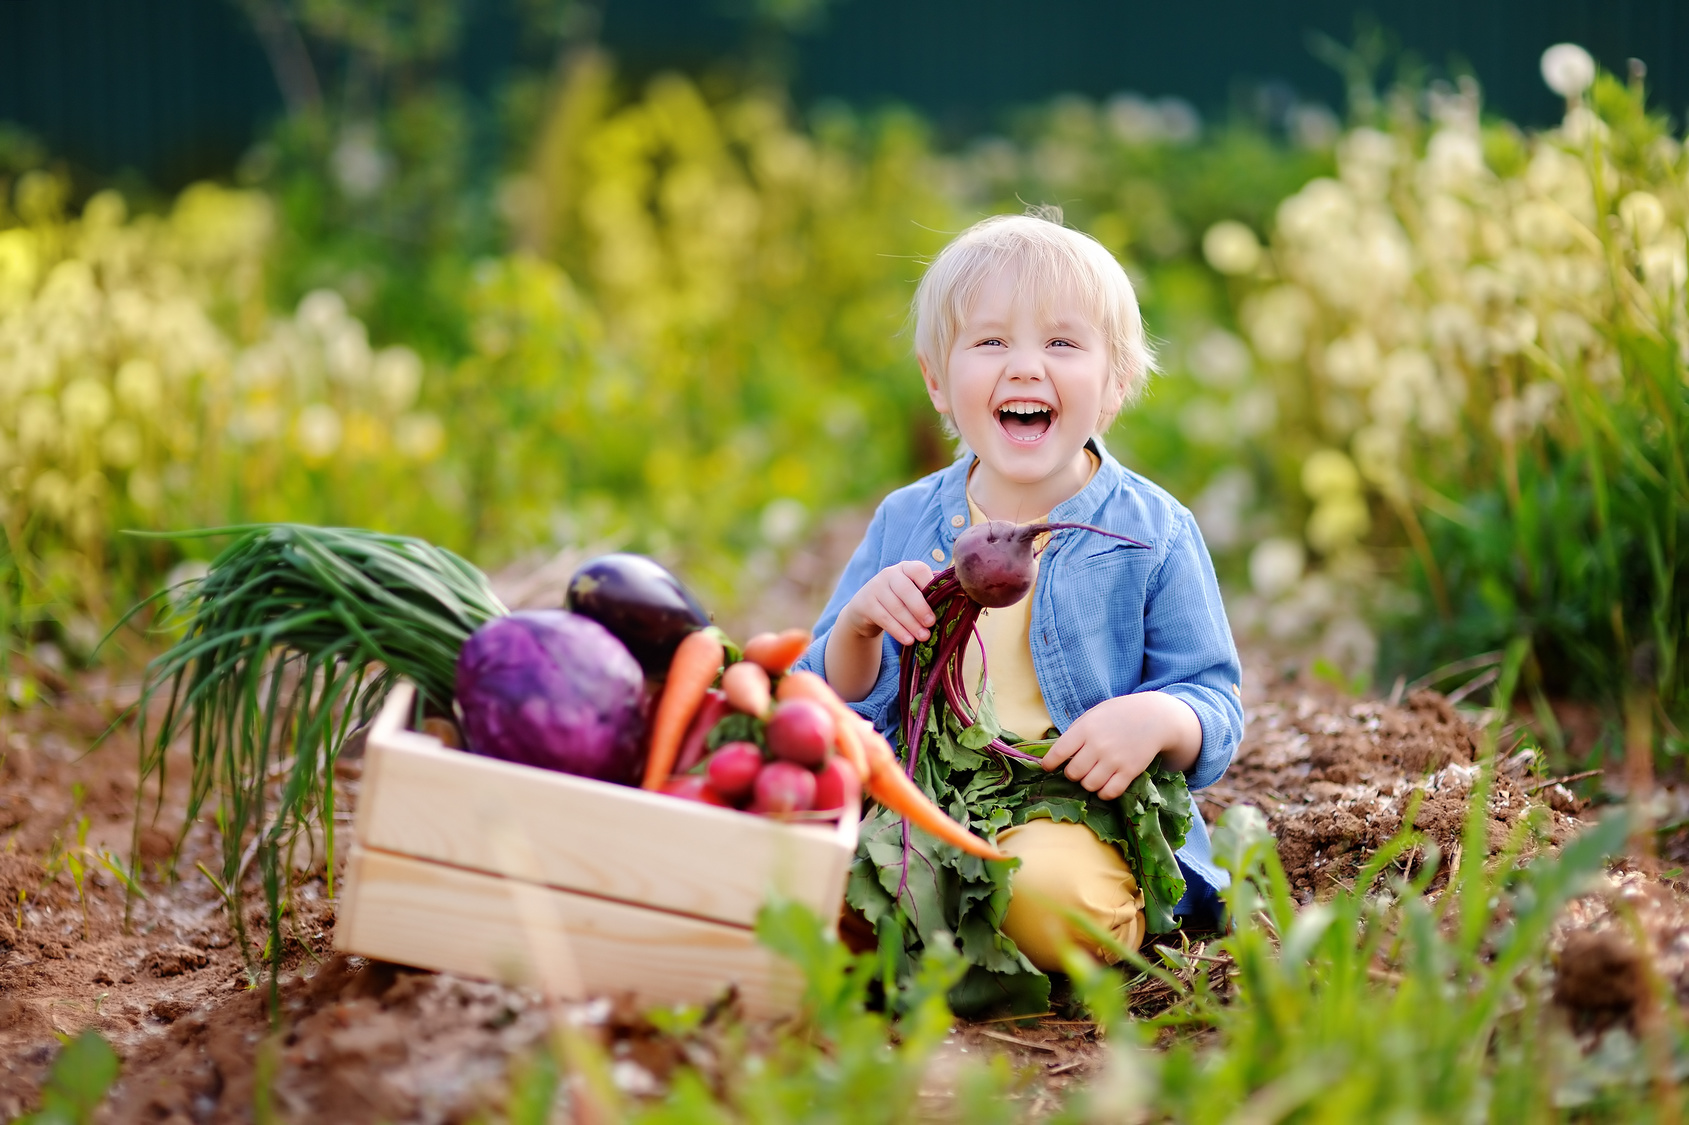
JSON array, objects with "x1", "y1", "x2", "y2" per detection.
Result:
[
  {"x1": 30, "y1": 469, "x2": 72, "y2": 519},
  {"x1": 115, "y1": 358, "x2": 163, "y2": 414},
  {"x1": 100, "y1": 420, "x2": 142, "y2": 468},
  {"x1": 1157, "y1": 98, "x2": 1202, "y2": 144},
  {"x1": 1640, "y1": 235, "x2": 1688, "y2": 294},
  {"x1": 1289, "y1": 104, "x2": 1340, "y2": 151},
  {"x1": 1202, "y1": 221, "x2": 1262, "y2": 276},
  {"x1": 1104, "y1": 93, "x2": 1161, "y2": 144},
  {"x1": 372, "y1": 346, "x2": 424, "y2": 412},
  {"x1": 298, "y1": 289, "x2": 348, "y2": 335},
  {"x1": 1231, "y1": 387, "x2": 1279, "y2": 436},
  {"x1": 760, "y1": 497, "x2": 808, "y2": 546},
  {"x1": 294, "y1": 403, "x2": 343, "y2": 463},
  {"x1": 1421, "y1": 130, "x2": 1486, "y2": 192},
  {"x1": 1241, "y1": 286, "x2": 1314, "y2": 363},
  {"x1": 1192, "y1": 467, "x2": 1254, "y2": 551},
  {"x1": 1187, "y1": 328, "x2": 1253, "y2": 386},
  {"x1": 1337, "y1": 129, "x2": 1400, "y2": 200},
  {"x1": 1490, "y1": 381, "x2": 1562, "y2": 440},
  {"x1": 1352, "y1": 425, "x2": 1403, "y2": 489},
  {"x1": 1249, "y1": 537, "x2": 1305, "y2": 597},
  {"x1": 127, "y1": 469, "x2": 162, "y2": 511},
  {"x1": 393, "y1": 413, "x2": 446, "y2": 461},
  {"x1": 61, "y1": 377, "x2": 112, "y2": 431},
  {"x1": 324, "y1": 319, "x2": 372, "y2": 383},
  {"x1": 1323, "y1": 331, "x2": 1381, "y2": 387},
  {"x1": 1619, "y1": 191, "x2": 1667, "y2": 244},
  {"x1": 17, "y1": 395, "x2": 59, "y2": 455},
  {"x1": 1301, "y1": 449, "x2": 1361, "y2": 499},
  {"x1": 1179, "y1": 397, "x2": 1232, "y2": 446},
  {"x1": 1541, "y1": 44, "x2": 1596, "y2": 99},
  {"x1": 333, "y1": 123, "x2": 392, "y2": 200}
]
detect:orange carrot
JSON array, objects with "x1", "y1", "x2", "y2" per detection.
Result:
[
  {"x1": 855, "y1": 723, "x2": 1008, "y2": 861},
  {"x1": 720, "y1": 661, "x2": 772, "y2": 717},
  {"x1": 642, "y1": 629, "x2": 726, "y2": 790},
  {"x1": 743, "y1": 628, "x2": 813, "y2": 676},
  {"x1": 776, "y1": 670, "x2": 1006, "y2": 861}
]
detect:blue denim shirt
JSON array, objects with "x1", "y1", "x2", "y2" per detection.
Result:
[{"x1": 794, "y1": 441, "x2": 1245, "y2": 905}]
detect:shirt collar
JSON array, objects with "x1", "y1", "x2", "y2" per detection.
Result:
[{"x1": 937, "y1": 437, "x2": 1122, "y2": 539}]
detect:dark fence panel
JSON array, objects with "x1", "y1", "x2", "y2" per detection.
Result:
[{"x1": 1, "y1": 0, "x2": 1683, "y2": 187}]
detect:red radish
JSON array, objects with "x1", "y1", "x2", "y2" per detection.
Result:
[
  {"x1": 751, "y1": 760, "x2": 817, "y2": 815},
  {"x1": 720, "y1": 661, "x2": 773, "y2": 717},
  {"x1": 765, "y1": 699, "x2": 835, "y2": 769},
  {"x1": 705, "y1": 741, "x2": 765, "y2": 802},
  {"x1": 660, "y1": 774, "x2": 730, "y2": 807},
  {"x1": 812, "y1": 755, "x2": 861, "y2": 813},
  {"x1": 674, "y1": 689, "x2": 731, "y2": 775}
]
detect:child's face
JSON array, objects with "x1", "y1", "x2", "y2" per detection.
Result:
[{"x1": 922, "y1": 268, "x2": 1121, "y2": 495}]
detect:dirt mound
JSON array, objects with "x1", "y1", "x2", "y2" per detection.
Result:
[{"x1": 1204, "y1": 686, "x2": 1581, "y2": 897}]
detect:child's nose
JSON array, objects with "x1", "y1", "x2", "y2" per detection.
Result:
[{"x1": 1004, "y1": 345, "x2": 1045, "y2": 378}]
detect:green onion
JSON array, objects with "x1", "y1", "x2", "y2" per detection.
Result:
[{"x1": 123, "y1": 524, "x2": 506, "y2": 994}]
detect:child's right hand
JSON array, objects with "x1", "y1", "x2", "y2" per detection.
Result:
[{"x1": 839, "y1": 561, "x2": 936, "y2": 647}]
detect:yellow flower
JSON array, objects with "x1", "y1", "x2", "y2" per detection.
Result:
[
  {"x1": 1307, "y1": 494, "x2": 1371, "y2": 553},
  {"x1": 1301, "y1": 449, "x2": 1361, "y2": 500}
]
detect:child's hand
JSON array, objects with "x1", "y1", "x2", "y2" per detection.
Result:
[
  {"x1": 839, "y1": 561, "x2": 936, "y2": 647},
  {"x1": 1041, "y1": 692, "x2": 1202, "y2": 801}
]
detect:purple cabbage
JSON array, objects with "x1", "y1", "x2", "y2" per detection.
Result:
[{"x1": 454, "y1": 610, "x2": 647, "y2": 784}]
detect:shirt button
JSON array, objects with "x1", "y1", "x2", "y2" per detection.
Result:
[
  {"x1": 931, "y1": 548, "x2": 945, "y2": 562},
  {"x1": 950, "y1": 514, "x2": 965, "y2": 528}
]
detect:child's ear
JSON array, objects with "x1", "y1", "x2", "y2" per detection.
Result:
[{"x1": 919, "y1": 355, "x2": 951, "y2": 415}]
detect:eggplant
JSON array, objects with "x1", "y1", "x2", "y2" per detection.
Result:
[{"x1": 564, "y1": 553, "x2": 710, "y2": 675}]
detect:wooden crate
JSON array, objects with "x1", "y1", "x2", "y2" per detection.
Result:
[{"x1": 335, "y1": 682, "x2": 859, "y2": 1017}]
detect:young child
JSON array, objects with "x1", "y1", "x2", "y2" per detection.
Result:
[{"x1": 795, "y1": 210, "x2": 1244, "y2": 982}]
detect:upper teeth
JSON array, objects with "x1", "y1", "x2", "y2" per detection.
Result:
[{"x1": 1001, "y1": 403, "x2": 1049, "y2": 415}]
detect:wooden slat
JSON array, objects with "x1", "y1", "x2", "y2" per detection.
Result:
[
  {"x1": 355, "y1": 685, "x2": 857, "y2": 929},
  {"x1": 335, "y1": 846, "x2": 802, "y2": 1018}
]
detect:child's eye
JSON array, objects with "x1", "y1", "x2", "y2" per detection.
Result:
[
  {"x1": 978, "y1": 338, "x2": 1005, "y2": 347},
  {"x1": 1049, "y1": 338, "x2": 1076, "y2": 348}
]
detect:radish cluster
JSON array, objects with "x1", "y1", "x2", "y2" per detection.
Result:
[{"x1": 661, "y1": 673, "x2": 859, "y2": 818}]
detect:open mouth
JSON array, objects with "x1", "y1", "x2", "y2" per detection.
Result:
[{"x1": 997, "y1": 401, "x2": 1053, "y2": 441}]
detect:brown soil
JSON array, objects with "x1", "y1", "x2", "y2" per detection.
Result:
[
  {"x1": 0, "y1": 657, "x2": 1683, "y2": 1122},
  {"x1": 1203, "y1": 683, "x2": 1586, "y2": 898}
]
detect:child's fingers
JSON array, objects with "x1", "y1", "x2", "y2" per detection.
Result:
[
  {"x1": 892, "y1": 562, "x2": 937, "y2": 626},
  {"x1": 1076, "y1": 760, "x2": 1115, "y2": 794},
  {"x1": 872, "y1": 587, "x2": 929, "y2": 645},
  {"x1": 1097, "y1": 769, "x2": 1134, "y2": 801},
  {"x1": 1042, "y1": 730, "x2": 1084, "y2": 772}
]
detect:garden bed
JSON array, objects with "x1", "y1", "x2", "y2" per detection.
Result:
[{"x1": 0, "y1": 659, "x2": 1683, "y2": 1122}]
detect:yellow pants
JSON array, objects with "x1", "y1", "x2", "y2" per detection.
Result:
[{"x1": 997, "y1": 818, "x2": 1146, "y2": 972}]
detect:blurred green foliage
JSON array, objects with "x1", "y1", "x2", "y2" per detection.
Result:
[{"x1": 1, "y1": 8, "x2": 1682, "y2": 773}]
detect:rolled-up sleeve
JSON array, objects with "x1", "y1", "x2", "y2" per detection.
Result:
[
  {"x1": 793, "y1": 503, "x2": 903, "y2": 734},
  {"x1": 1135, "y1": 511, "x2": 1244, "y2": 791}
]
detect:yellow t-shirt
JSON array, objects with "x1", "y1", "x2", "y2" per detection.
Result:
[{"x1": 959, "y1": 451, "x2": 1100, "y2": 740}]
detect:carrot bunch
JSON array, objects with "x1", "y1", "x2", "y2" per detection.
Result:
[{"x1": 640, "y1": 626, "x2": 1006, "y2": 860}]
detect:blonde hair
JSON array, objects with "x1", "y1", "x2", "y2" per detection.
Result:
[{"x1": 913, "y1": 207, "x2": 1155, "y2": 435}]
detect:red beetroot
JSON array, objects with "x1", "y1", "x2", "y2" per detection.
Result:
[
  {"x1": 751, "y1": 760, "x2": 817, "y2": 815},
  {"x1": 660, "y1": 774, "x2": 730, "y2": 807},
  {"x1": 765, "y1": 700, "x2": 835, "y2": 769},
  {"x1": 705, "y1": 741, "x2": 765, "y2": 802},
  {"x1": 812, "y1": 755, "x2": 861, "y2": 813}
]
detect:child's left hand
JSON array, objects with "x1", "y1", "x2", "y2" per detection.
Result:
[{"x1": 1040, "y1": 692, "x2": 1203, "y2": 801}]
